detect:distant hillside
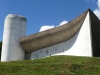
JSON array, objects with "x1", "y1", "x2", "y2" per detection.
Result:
[{"x1": 0, "y1": 55, "x2": 100, "y2": 75}]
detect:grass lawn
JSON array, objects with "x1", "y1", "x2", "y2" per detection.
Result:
[{"x1": 0, "y1": 55, "x2": 100, "y2": 75}]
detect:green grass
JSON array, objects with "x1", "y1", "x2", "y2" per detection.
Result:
[{"x1": 0, "y1": 55, "x2": 100, "y2": 75}]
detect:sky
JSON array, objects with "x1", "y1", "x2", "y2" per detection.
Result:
[{"x1": 0, "y1": 0, "x2": 100, "y2": 41}]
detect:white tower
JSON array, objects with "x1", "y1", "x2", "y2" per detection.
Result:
[{"x1": 1, "y1": 14, "x2": 26, "y2": 62}]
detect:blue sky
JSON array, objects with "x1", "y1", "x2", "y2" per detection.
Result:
[{"x1": 0, "y1": 0, "x2": 99, "y2": 41}]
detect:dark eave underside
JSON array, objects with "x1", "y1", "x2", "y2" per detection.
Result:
[{"x1": 19, "y1": 9, "x2": 90, "y2": 53}]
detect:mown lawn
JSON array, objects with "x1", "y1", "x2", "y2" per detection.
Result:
[{"x1": 0, "y1": 55, "x2": 100, "y2": 75}]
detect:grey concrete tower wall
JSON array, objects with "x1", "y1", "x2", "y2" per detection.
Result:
[{"x1": 1, "y1": 14, "x2": 26, "y2": 62}]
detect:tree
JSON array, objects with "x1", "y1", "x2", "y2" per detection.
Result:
[{"x1": 0, "y1": 41, "x2": 2, "y2": 58}]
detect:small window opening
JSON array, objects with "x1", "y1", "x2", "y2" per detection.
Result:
[
  {"x1": 46, "y1": 50, "x2": 48, "y2": 54},
  {"x1": 55, "y1": 49, "x2": 57, "y2": 51}
]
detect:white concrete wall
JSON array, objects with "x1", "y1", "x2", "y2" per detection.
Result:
[
  {"x1": 1, "y1": 14, "x2": 26, "y2": 62},
  {"x1": 30, "y1": 12, "x2": 92, "y2": 60}
]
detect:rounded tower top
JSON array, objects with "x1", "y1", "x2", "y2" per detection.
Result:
[{"x1": 5, "y1": 14, "x2": 26, "y2": 21}]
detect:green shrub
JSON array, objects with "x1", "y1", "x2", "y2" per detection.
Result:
[{"x1": 0, "y1": 41, "x2": 2, "y2": 59}]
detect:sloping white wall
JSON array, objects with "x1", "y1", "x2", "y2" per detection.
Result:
[
  {"x1": 30, "y1": 12, "x2": 92, "y2": 60},
  {"x1": 1, "y1": 14, "x2": 26, "y2": 62}
]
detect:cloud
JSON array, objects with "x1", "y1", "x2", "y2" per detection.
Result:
[
  {"x1": 97, "y1": 0, "x2": 100, "y2": 8},
  {"x1": 39, "y1": 20, "x2": 68, "y2": 32},
  {"x1": 85, "y1": 0, "x2": 95, "y2": 3},
  {"x1": 94, "y1": 0, "x2": 100, "y2": 19},
  {"x1": 39, "y1": 25, "x2": 55, "y2": 32},
  {"x1": 59, "y1": 20, "x2": 68, "y2": 26}
]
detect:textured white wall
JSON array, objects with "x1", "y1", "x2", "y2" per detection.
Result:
[
  {"x1": 1, "y1": 14, "x2": 26, "y2": 62},
  {"x1": 30, "y1": 12, "x2": 92, "y2": 60}
]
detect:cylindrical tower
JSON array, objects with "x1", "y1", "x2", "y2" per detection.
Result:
[{"x1": 1, "y1": 14, "x2": 26, "y2": 62}]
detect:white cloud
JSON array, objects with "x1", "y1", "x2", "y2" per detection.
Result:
[
  {"x1": 94, "y1": 9, "x2": 100, "y2": 18},
  {"x1": 39, "y1": 25, "x2": 55, "y2": 32},
  {"x1": 39, "y1": 20, "x2": 68, "y2": 32},
  {"x1": 86, "y1": 0, "x2": 95, "y2": 3},
  {"x1": 59, "y1": 20, "x2": 68, "y2": 26},
  {"x1": 94, "y1": 0, "x2": 100, "y2": 19},
  {"x1": 97, "y1": 0, "x2": 100, "y2": 8}
]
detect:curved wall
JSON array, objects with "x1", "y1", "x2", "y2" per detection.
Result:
[
  {"x1": 30, "y1": 12, "x2": 92, "y2": 60},
  {"x1": 1, "y1": 14, "x2": 26, "y2": 62}
]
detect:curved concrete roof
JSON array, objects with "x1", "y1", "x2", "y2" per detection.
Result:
[{"x1": 20, "y1": 9, "x2": 89, "y2": 53}]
